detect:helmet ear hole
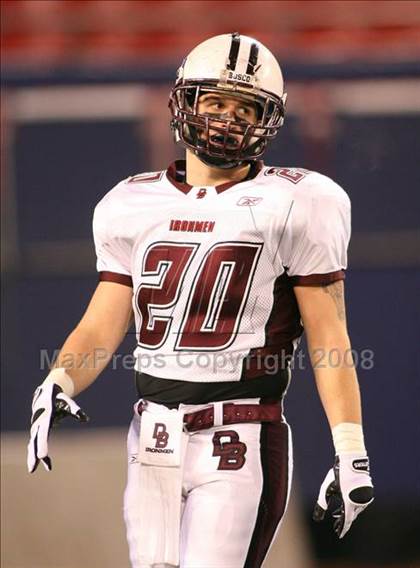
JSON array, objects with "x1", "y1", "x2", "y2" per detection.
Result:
[
  {"x1": 255, "y1": 101, "x2": 265, "y2": 122},
  {"x1": 185, "y1": 88, "x2": 196, "y2": 110}
]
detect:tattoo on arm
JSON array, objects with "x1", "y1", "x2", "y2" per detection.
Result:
[{"x1": 323, "y1": 281, "x2": 346, "y2": 321}]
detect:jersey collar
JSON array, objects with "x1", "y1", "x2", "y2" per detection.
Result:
[{"x1": 166, "y1": 160, "x2": 264, "y2": 195}]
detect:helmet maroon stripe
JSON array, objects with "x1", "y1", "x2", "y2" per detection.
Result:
[
  {"x1": 226, "y1": 32, "x2": 241, "y2": 71},
  {"x1": 246, "y1": 42, "x2": 259, "y2": 75}
]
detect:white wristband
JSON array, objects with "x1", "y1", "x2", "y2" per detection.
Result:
[
  {"x1": 332, "y1": 422, "x2": 366, "y2": 455},
  {"x1": 43, "y1": 368, "x2": 75, "y2": 398}
]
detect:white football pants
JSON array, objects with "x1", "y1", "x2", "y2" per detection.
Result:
[{"x1": 124, "y1": 400, "x2": 292, "y2": 568}]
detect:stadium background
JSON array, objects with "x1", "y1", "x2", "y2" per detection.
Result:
[{"x1": 1, "y1": 1, "x2": 419, "y2": 567}]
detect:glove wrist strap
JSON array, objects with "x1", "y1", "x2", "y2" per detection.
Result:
[
  {"x1": 43, "y1": 368, "x2": 75, "y2": 397},
  {"x1": 332, "y1": 422, "x2": 366, "y2": 455}
]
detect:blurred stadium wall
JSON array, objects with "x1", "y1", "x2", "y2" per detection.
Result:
[{"x1": 1, "y1": 2, "x2": 420, "y2": 568}]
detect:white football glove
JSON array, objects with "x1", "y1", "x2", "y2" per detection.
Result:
[
  {"x1": 313, "y1": 454, "x2": 374, "y2": 538},
  {"x1": 27, "y1": 382, "x2": 89, "y2": 473}
]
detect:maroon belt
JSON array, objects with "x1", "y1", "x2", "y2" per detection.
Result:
[{"x1": 137, "y1": 401, "x2": 282, "y2": 432}]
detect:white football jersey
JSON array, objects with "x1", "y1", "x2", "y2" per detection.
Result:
[{"x1": 93, "y1": 161, "x2": 350, "y2": 400}]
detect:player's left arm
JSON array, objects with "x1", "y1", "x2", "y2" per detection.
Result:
[
  {"x1": 294, "y1": 280, "x2": 374, "y2": 538},
  {"x1": 295, "y1": 280, "x2": 361, "y2": 427}
]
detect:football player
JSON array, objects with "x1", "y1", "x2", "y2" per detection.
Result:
[{"x1": 28, "y1": 33, "x2": 374, "y2": 567}]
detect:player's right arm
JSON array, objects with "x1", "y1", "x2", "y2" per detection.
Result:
[
  {"x1": 27, "y1": 280, "x2": 133, "y2": 473},
  {"x1": 53, "y1": 280, "x2": 133, "y2": 396}
]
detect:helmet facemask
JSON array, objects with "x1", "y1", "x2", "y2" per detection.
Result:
[{"x1": 169, "y1": 82, "x2": 285, "y2": 169}]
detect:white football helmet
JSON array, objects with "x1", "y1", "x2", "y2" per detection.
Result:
[{"x1": 169, "y1": 32, "x2": 287, "y2": 168}]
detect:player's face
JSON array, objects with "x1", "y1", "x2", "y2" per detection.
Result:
[{"x1": 196, "y1": 93, "x2": 258, "y2": 151}]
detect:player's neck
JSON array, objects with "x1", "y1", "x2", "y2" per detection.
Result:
[{"x1": 185, "y1": 150, "x2": 251, "y2": 187}]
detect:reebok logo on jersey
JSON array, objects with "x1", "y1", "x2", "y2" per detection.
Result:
[
  {"x1": 169, "y1": 219, "x2": 215, "y2": 232},
  {"x1": 237, "y1": 196, "x2": 263, "y2": 206}
]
